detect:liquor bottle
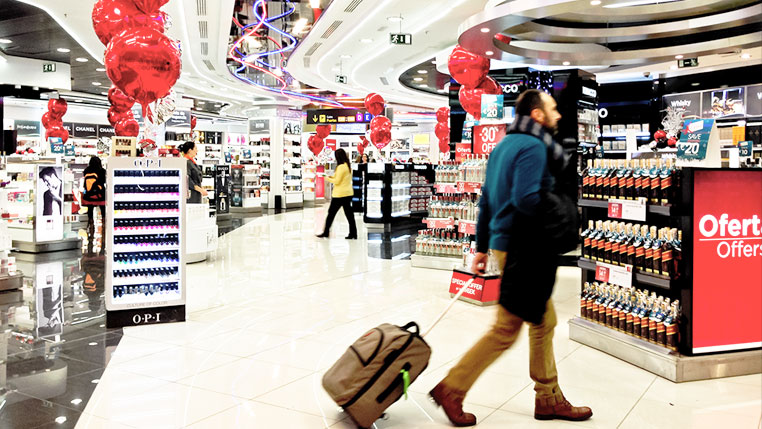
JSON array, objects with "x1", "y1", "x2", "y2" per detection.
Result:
[
  {"x1": 606, "y1": 160, "x2": 619, "y2": 199},
  {"x1": 611, "y1": 288, "x2": 622, "y2": 330},
  {"x1": 595, "y1": 160, "x2": 605, "y2": 200},
  {"x1": 588, "y1": 283, "x2": 600, "y2": 321},
  {"x1": 616, "y1": 160, "x2": 627, "y2": 200},
  {"x1": 602, "y1": 221, "x2": 613, "y2": 263},
  {"x1": 665, "y1": 300, "x2": 680, "y2": 351},
  {"x1": 603, "y1": 286, "x2": 614, "y2": 326},
  {"x1": 652, "y1": 229, "x2": 664, "y2": 276},
  {"x1": 644, "y1": 226, "x2": 656, "y2": 273},
  {"x1": 632, "y1": 160, "x2": 643, "y2": 201},
  {"x1": 591, "y1": 220, "x2": 604, "y2": 261},
  {"x1": 581, "y1": 159, "x2": 593, "y2": 199},
  {"x1": 580, "y1": 283, "x2": 590, "y2": 319},
  {"x1": 660, "y1": 228, "x2": 674, "y2": 277},
  {"x1": 648, "y1": 294, "x2": 661, "y2": 343},
  {"x1": 639, "y1": 293, "x2": 652, "y2": 339},
  {"x1": 609, "y1": 223, "x2": 621, "y2": 266},
  {"x1": 659, "y1": 158, "x2": 673, "y2": 206},
  {"x1": 594, "y1": 285, "x2": 605, "y2": 324},
  {"x1": 639, "y1": 159, "x2": 651, "y2": 200},
  {"x1": 649, "y1": 159, "x2": 661, "y2": 204},
  {"x1": 656, "y1": 299, "x2": 670, "y2": 346},
  {"x1": 624, "y1": 291, "x2": 635, "y2": 334},
  {"x1": 623, "y1": 160, "x2": 634, "y2": 200},
  {"x1": 581, "y1": 220, "x2": 595, "y2": 259},
  {"x1": 673, "y1": 228, "x2": 683, "y2": 279},
  {"x1": 625, "y1": 223, "x2": 637, "y2": 266},
  {"x1": 633, "y1": 225, "x2": 646, "y2": 270}
]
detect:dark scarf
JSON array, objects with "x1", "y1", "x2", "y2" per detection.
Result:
[{"x1": 508, "y1": 115, "x2": 569, "y2": 171}]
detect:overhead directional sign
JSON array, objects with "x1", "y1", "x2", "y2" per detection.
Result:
[
  {"x1": 306, "y1": 109, "x2": 371, "y2": 125},
  {"x1": 335, "y1": 75, "x2": 347, "y2": 84},
  {"x1": 678, "y1": 58, "x2": 699, "y2": 68},
  {"x1": 390, "y1": 33, "x2": 412, "y2": 45}
]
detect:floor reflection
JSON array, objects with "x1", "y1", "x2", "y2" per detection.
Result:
[
  {"x1": 367, "y1": 227, "x2": 419, "y2": 260},
  {"x1": 0, "y1": 240, "x2": 116, "y2": 428}
]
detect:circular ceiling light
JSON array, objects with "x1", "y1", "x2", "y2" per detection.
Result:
[
  {"x1": 360, "y1": 38, "x2": 373, "y2": 43},
  {"x1": 486, "y1": 51, "x2": 494, "y2": 55},
  {"x1": 340, "y1": 54, "x2": 352, "y2": 59},
  {"x1": 741, "y1": 53, "x2": 751, "y2": 59},
  {"x1": 387, "y1": 16, "x2": 403, "y2": 22},
  {"x1": 563, "y1": 61, "x2": 571, "y2": 66},
  {"x1": 75, "y1": 57, "x2": 89, "y2": 62},
  {"x1": 96, "y1": 67, "x2": 106, "y2": 72},
  {"x1": 413, "y1": 77, "x2": 423, "y2": 81},
  {"x1": 590, "y1": 0, "x2": 601, "y2": 4},
  {"x1": 674, "y1": 54, "x2": 683, "y2": 59},
  {"x1": 417, "y1": 70, "x2": 428, "y2": 74},
  {"x1": 480, "y1": 28, "x2": 490, "y2": 33},
  {"x1": 0, "y1": 39, "x2": 11, "y2": 44},
  {"x1": 418, "y1": 84, "x2": 428, "y2": 88},
  {"x1": 56, "y1": 48, "x2": 70, "y2": 53},
  {"x1": 92, "y1": 82, "x2": 102, "y2": 86}
]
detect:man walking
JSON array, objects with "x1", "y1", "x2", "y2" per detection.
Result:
[{"x1": 430, "y1": 90, "x2": 593, "y2": 426}]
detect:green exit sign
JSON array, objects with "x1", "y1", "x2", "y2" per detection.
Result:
[
  {"x1": 42, "y1": 63, "x2": 56, "y2": 73},
  {"x1": 677, "y1": 58, "x2": 698, "y2": 68},
  {"x1": 389, "y1": 33, "x2": 412, "y2": 45}
]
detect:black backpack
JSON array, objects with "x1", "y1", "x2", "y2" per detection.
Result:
[{"x1": 83, "y1": 172, "x2": 104, "y2": 201}]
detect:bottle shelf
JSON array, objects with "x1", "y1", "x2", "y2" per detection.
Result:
[
  {"x1": 577, "y1": 258, "x2": 673, "y2": 290},
  {"x1": 578, "y1": 198, "x2": 675, "y2": 216}
]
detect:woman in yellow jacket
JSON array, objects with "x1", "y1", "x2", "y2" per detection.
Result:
[{"x1": 317, "y1": 149, "x2": 358, "y2": 239}]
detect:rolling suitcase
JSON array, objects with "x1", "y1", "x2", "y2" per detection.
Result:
[{"x1": 322, "y1": 277, "x2": 476, "y2": 428}]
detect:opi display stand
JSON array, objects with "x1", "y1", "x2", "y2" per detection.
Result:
[{"x1": 572, "y1": 168, "x2": 762, "y2": 381}]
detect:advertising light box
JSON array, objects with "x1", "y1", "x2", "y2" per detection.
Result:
[{"x1": 692, "y1": 169, "x2": 762, "y2": 353}]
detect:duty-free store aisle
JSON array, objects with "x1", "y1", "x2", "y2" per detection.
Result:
[{"x1": 76, "y1": 207, "x2": 761, "y2": 429}]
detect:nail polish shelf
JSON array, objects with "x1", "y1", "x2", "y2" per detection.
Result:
[
  {"x1": 113, "y1": 211, "x2": 180, "y2": 218},
  {"x1": 113, "y1": 194, "x2": 181, "y2": 202},
  {"x1": 113, "y1": 261, "x2": 180, "y2": 270},
  {"x1": 113, "y1": 244, "x2": 180, "y2": 252},
  {"x1": 112, "y1": 275, "x2": 181, "y2": 287},
  {"x1": 113, "y1": 227, "x2": 179, "y2": 235},
  {"x1": 112, "y1": 176, "x2": 182, "y2": 185}
]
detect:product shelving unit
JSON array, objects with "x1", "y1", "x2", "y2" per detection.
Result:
[
  {"x1": 283, "y1": 133, "x2": 304, "y2": 208},
  {"x1": 363, "y1": 163, "x2": 434, "y2": 225},
  {"x1": 248, "y1": 136, "x2": 271, "y2": 208},
  {"x1": 569, "y1": 167, "x2": 762, "y2": 382},
  {"x1": 230, "y1": 164, "x2": 263, "y2": 213},
  {"x1": 105, "y1": 157, "x2": 186, "y2": 328}
]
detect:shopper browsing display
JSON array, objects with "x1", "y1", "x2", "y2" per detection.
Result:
[
  {"x1": 430, "y1": 90, "x2": 592, "y2": 426},
  {"x1": 317, "y1": 149, "x2": 357, "y2": 239},
  {"x1": 82, "y1": 156, "x2": 107, "y2": 255},
  {"x1": 179, "y1": 141, "x2": 208, "y2": 203}
]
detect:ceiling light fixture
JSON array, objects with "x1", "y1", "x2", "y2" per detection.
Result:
[
  {"x1": 604, "y1": 0, "x2": 680, "y2": 8},
  {"x1": 675, "y1": 55, "x2": 683, "y2": 59},
  {"x1": 413, "y1": 77, "x2": 423, "y2": 81},
  {"x1": 0, "y1": 39, "x2": 11, "y2": 44},
  {"x1": 91, "y1": 82, "x2": 101, "y2": 86},
  {"x1": 310, "y1": 0, "x2": 321, "y2": 7},
  {"x1": 387, "y1": 16, "x2": 403, "y2": 22},
  {"x1": 340, "y1": 54, "x2": 352, "y2": 59},
  {"x1": 691, "y1": 82, "x2": 700, "y2": 86},
  {"x1": 563, "y1": 61, "x2": 571, "y2": 66},
  {"x1": 480, "y1": 28, "x2": 490, "y2": 33},
  {"x1": 70, "y1": 399, "x2": 83, "y2": 406},
  {"x1": 96, "y1": 67, "x2": 106, "y2": 72},
  {"x1": 590, "y1": 0, "x2": 601, "y2": 4},
  {"x1": 360, "y1": 38, "x2": 373, "y2": 44},
  {"x1": 418, "y1": 84, "x2": 428, "y2": 88},
  {"x1": 75, "y1": 57, "x2": 88, "y2": 62},
  {"x1": 486, "y1": 51, "x2": 494, "y2": 56},
  {"x1": 56, "y1": 48, "x2": 70, "y2": 53},
  {"x1": 741, "y1": 53, "x2": 751, "y2": 59},
  {"x1": 417, "y1": 70, "x2": 428, "y2": 74}
]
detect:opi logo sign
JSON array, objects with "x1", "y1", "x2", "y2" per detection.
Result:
[
  {"x1": 670, "y1": 99, "x2": 692, "y2": 108},
  {"x1": 133, "y1": 159, "x2": 162, "y2": 168},
  {"x1": 132, "y1": 312, "x2": 162, "y2": 324}
]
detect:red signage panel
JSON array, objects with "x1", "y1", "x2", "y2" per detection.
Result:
[
  {"x1": 473, "y1": 124, "x2": 507, "y2": 155},
  {"x1": 692, "y1": 170, "x2": 762, "y2": 353},
  {"x1": 455, "y1": 143, "x2": 471, "y2": 162},
  {"x1": 325, "y1": 139, "x2": 337, "y2": 151}
]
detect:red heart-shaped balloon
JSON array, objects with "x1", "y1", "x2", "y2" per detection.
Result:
[
  {"x1": 47, "y1": 98, "x2": 68, "y2": 119},
  {"x1": 105, "y1": 27, "x2": 181, "y2": 114},
  {"x1": 131, "y1": 0, "x2": 169, "y2": 14},
  {"x1": 190, "y1": 115, "x2": 197, "y2": 130},
  {"x1": 45, "y1": 126, "x2": 69, "y2": 143},
  {"x1": 370, "y1": 128, "x2": 391, "y2": 149},
  {"x1": 448, "y1": 45, "x2": 490, "y2": 88},
  {"x1": 436, "y1": 107, "x2": 450, "y2": 123},
  {"x1": 315, "y1": 124, "x2": 331, "y2": 139},
  {"x1": 108, "y1": 86, "x2": 135, "y2": 112},
  {"x1": 364, "y1": 93, "x2": 385, "y2": 117},
  {"x1": 41, "y1": 112, "x2": 62, "y2": 129},
  {"x1": 667, "y1": 137, "x2": 677, "y2": 147},
  {"x1": 108, "y1": 107, "x2": 133, "y2": 127},
  {"x1": 308, "y1": 135, "x2": 324, "y2": 156},
  {"x1": 92, "y1": 0, "x2": 141, "y2": 46},
  {"x1": 115, "y1": 117, "x2": 140, "y2": 137},
  {"x1": 439, "y1": 140, "x2": 451, "y2": 153},
  {"x1": 370, "y1": 115, "x2": 392, "y2": 132},
  {"x1": 435, "y1": 122, "x2": 450, "y2": 140},
  {"x1": 458, "y1": 76, "x2": 501, "y2": 120},
  {"x1": 654, "y1": 130, "x2": 667, "y2": 141}
]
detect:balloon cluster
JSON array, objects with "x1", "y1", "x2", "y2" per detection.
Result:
[
  {"x1": 92, "y1": 0, "x2": 180, "y2": 133},
  {"x1": 107, "y1": 86, "x2": 139, "y2": 137},
  {"x1": 448, "y1": 45, "x2": 499, "y2": 120},
  {"x1": 365, "y1": 93, "x2": 392, "y2": 149},
  {"x1": 435, "y1": 107, "x2": 450, "y2": 153},
  {"x1": 357, "y1": 136, "x2": 370, "y2": 156},
  {"x1": 649, "y1": 129, "x2": 678, "y2": 151},
  {"x1": 308, "y1": 124, "x2": 331, "y2": 156},
  {"x1": 42, "y1": 98, "x2": 69, "y2": 143}
]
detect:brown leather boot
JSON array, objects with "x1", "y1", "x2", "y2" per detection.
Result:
[
  {"x1": 429, "y1": 382, "x2": 477, "y2": 427},
  {"x1": 534, "y1": 396, "x2": 593, "y2": 421}
]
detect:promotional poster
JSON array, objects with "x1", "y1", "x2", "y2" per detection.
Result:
[{"x1": 36, "y1": 165, "x2": 64, "y2": 242}]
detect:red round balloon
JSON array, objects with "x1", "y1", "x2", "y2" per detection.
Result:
[
  {"x1": 115, "y1": 118, "x2": 140, "y2": 137},
  {"x1": 107, "y1": 86, "x2": 135, "y2": 112},
  {"x1": 448, "y1": 45, "x2": 490, "y2": 88},
  {"x1": 667, "y1": 137, "x2": 677, "y2": 147},
  {"x1": 190, "y1": 115, "x2": 197, "y2": 130},
  {"x1": 308, "y1": 135, "x2": 324, "y2": 156},
  {"x1": 436, "y1": 107, "x2": 450, "y2": 123},
  {"x1": 364, "y1": 93, "x2": 385, "y2": 117},
  {"x1": 45, "y1": 126, "x2": 69, "y2": 143},
  {"x1": 131, "y1": 0, "x2": 169, "y2": 14},
  {"x1": 105, "y1": 27, "x2": 181, "y2": 114},
  {"x1": 370, "y1": 128, "x2": 391, "y2": 149},
  {"x1": 315, "y1": 124, "x2": 331, "y2": 139},
  {"x1": 47, "y1": 98, "x2": 68, "y2": 119},
  {"x1": 370, "y1": 115, "x2": 392, "y2": 132},
  {"x1": 435, "y1": 122, "x2": 450, "y2": 140},
  {"x1": 654, "y1": 129, "x2": 667, "y2": 141},
  {"x1": 41, "y1": 112, "x2": 62, "y2": 129},
  {"x1": 439, "y1": 141, "x2": 450, "y2": 153},
  {"x1": 458, "y1": 76, "x2": 501, "y2": 119},
  {"x1": 92, "y1": 0, "x2": 142, "y2": 46}
]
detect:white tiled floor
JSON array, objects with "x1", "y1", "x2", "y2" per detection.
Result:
[{"x1": 77, "y1": 207, "x2": 762, "y2": 429}]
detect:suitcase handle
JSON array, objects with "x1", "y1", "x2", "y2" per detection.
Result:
[
  {"x1": 399, "y1": 322, "x2": 420, "y2": 336},
  {"x1": 421, "y1": 275, "x2": 478, "y2": 338}
]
